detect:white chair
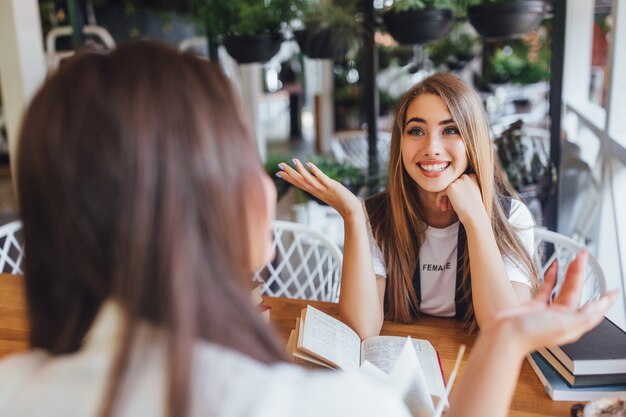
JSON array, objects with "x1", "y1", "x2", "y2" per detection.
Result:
[
  {"x1": 254, "y1": 221, "x2": 343, "y2": 302},
  {"x1": 0, "y1": 220, "x2": 24, "y2": 275},
  {"x1": 533, "y1": 227, "x2": 606, "y2": 304},
  {"x1": 330, "y1": 130, "x2": 392, "y2": 173}
]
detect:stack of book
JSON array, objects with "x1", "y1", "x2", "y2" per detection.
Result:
[{"x1": 528, "y1": 317, "x2": 626, "y2": 401}]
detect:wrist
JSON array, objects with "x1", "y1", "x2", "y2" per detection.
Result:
[
  {"x1": 339, "y1": 200, "x2": 366, "y2": 222},
  {"x1": 484, "y1": 317, "x2": 528, "y2": 361},
  {"x1": 461, "y1": 209, "x2": 490, "y2": 230}
]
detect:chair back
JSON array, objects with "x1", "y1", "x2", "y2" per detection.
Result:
[
  {"x1": 330, "y1": 130, "x2": 391, "y2": 172},
  {"x1": 0, "y1": 220, "x2": 24, "y2": 275},
  {"x1": 254, "y1": 221, "x2": 343, "y2": 302},
  {"x1": 533, "y1": 227, "x2": 605, "y2": 304}
]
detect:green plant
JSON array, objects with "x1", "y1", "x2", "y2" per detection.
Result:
[
  {"x1": 308, "y1": 155, "x2": 365, "y2": 189},
  {"x1": 427, "y1": 31, "x2": 478, "y2": 66},
  {"x1": 196, "y1": 0, "x2": 299, "y2": 36},
  {"x1": 390, "y1": 0, "x2": 458, "y2": 12},
  {"x1": 495, "y1": 120, "x2": 555, "y2": 193},
  {"x1": 486, "y1": 35, "x2": 550, "y2": 84},
  {"x1": 264, "y1": 153, "x2": 292, "y2": 200},
  {"x1": 297, "y1": 0, "x2": 359, "y2": 30}
]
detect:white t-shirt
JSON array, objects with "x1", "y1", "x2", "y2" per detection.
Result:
[
  {"x1": 368, "y1": 199, "x2": 535, "y2": 317},
  {"x1": 0, "y1": 302, "x2": 411, "y2": 417}
]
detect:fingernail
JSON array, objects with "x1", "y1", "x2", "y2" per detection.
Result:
[
  {"x1": 277, "y1": 163, "x2": 284, "y2": 171},
  {"x1": 306, "y1": 162, "x2": 312, "y2": 168},
  {"x1": 275, "y1": 172, "x2": 282, "y2": 179},
  {"x1": 292, "y1": 158, "x2": 298, "y2": 165}
]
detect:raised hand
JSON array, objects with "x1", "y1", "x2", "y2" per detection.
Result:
[
  {"x1": 276, "y1": 159, "x2": 362, "y2": 218},
  {"x1": 435, "y1": 174, "x2": 486, "y2": 226},
  {"x1": 492, "y1": 250, "x2": 618, "y2": 354}
]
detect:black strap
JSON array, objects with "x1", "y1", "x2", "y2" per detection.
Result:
[{"x1": 410, "y1": 195, "x2": 512, "y2": 320}]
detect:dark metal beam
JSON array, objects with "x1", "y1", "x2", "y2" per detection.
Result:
[
  {"x1": 547, "y1": 0, "x2": 566, "y2": 231},
  {"x1": 360, "y1": 0, "x2": 379, "y2": 195},
  {"x1": 67, "y1": 0, "x2": 86, "y2": 48}
]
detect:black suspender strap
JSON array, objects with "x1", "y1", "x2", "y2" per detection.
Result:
[
  {"x1": 410, "y1": 195, "x2": 513, "y2": 321},
  {"x1": 454, "y1": 224, "x2": 469, "y2": 320},
  {"x1": 410, "y1": 258, "x2": 421, "y2": 318}
]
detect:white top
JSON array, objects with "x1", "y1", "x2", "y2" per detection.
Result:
[
  {"x1": 0, "y1": 302, "x2": 411, "y2": 417},
  {"x1": 368, "y1": 199, "x2": 535, "y2": 317}
]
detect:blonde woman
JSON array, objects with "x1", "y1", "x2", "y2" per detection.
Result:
[{"x1": 278, "y1": 73, "x2": 538, "y2": 338}]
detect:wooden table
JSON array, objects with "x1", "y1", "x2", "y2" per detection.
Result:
[
  {"x1": 0, "y1": 275, "x2": 578, "y2": 416},
  {"x1": 264, "y1": 296, "x2": 580, "y2": 417},
  {"x1": 0, "y1": 274, "x2": 28, "y2": 358}
]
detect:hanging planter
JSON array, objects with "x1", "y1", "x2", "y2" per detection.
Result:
[
  {"x1": 293, "y1": 0, "x2": 359, "y2": 60},
  {"x1": 222, "y1": 33, "x2": 284, "y2": 64},
  {"x1": 383, "y1": 8, "x2": 453, "y2": 45},
  {"x1": 294, "y1": 28, "x2": 354, "y2": 60},
  {"x1": 468, "y1": 0, "x2": 549, "y2": 40}
]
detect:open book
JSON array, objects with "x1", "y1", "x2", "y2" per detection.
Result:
[{"x1": 287, "y1": 305, "x2": 448, "y2": 417}]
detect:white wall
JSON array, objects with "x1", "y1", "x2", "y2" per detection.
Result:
[
  {"x1": 562, "y1": 0, "x2": 626, "y2": 329},
  {"x1": 0, "y1": 0, "x2": 47, "y2": 186}
]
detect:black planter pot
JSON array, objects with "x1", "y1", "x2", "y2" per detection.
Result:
[
  {"x1": 294, "y1": 28, "x2": 353, "y2": 60},
  {"x1": 468, "y1": 0, "x2": 548, "y2": 41},
  {"x1": 383, "y1": 8, "x2": 453, "y2": 45},
  {"x1": 223, "y1": 33, "x2": 284, "y2": 64},
  {"x1": 455, "y1": 51, "x2": 475, "y2": 62}
]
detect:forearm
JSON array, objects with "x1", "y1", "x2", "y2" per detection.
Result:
[
  {"x1": 448, "y1": 320, "x2": 525, "y2": 417},
  {"x1": 465, "y1": 216, "x2": 521, "y2": 327},
  {"x1": 338, "y1": 209, "x2": 384, "y2": 339}
]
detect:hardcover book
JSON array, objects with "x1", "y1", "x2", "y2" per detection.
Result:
[{"x1": 546, "y1": 318, "x2": 626, "y2": 375}]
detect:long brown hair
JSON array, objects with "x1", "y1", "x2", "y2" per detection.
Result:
[
  {"x1": 17, "y1": 41, "x2": 285, "y2": 417},
  {"x1": 366, "y1": 73, "x2": 538, "y2": 327}
]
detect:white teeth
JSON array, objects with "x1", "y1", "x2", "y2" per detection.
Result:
[{"x1": 419, "y1": 162, "x2": 449, "y2": 172}]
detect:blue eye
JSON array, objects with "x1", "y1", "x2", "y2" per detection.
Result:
[
  {"x1": 443, "y1": 126, "x2": 460, "y2": 135},
  {"x1": 407, "y1": 127, "x2": 425, "y2": 136}
]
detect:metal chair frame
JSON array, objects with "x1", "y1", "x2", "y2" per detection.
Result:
[
  {"x1": 533, "y1": 227, "x2": 606, "y2": 304},
  {"x1": 0, "y1": 220, "x2": 24, "y2": 275},
  {"x1": 254, "y1": 220, "x2": 343, "y2": 302}
]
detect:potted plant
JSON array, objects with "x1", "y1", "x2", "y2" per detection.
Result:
[
  {"x1": 382, "y1": 0, "x2": 455, "y2": 45},
  {"x1": 494, "y1": 120, "x2": 556, "y2": 213},
  {"x1": 264, "y1": 154, "x2": 292, "y2": 200},
  {"x1": 467, "y1": 0, "x2": 550, "y2": 40},
  {"x1": 426, "y1": 28, "x2": 479, "y2": 70},
  {"x1": 295, "y1": 156, "x2": 365, "y2": 204},
  {"x1": 199, "y1": 0, "x2": 297, "y2": 64},
  {"x1": 293, "y1": 0, "x2": 360, "y2": 60},
  {"x1": 485, "y1": 36, "x2": 550, "y2": 84}
]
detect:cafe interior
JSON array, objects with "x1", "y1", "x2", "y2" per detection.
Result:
[{"x1": 0, "y1": 0, "x2": 625, "y2": 416}]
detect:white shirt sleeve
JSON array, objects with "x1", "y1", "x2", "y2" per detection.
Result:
[
  {"x1": 367, "y1": 219, "x2": 387, "y2": 278},
  {"x1": 504, "y1": 199, "x2": 535, "y2": 288}
]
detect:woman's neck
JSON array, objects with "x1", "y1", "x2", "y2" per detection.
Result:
[{"x1": 418, "y1": 189, "x2": 459, "y2": 229}]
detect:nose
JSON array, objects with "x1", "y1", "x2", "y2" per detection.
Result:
[{"x1": 422, "y1": 132, "x2": 443, "y2": 157}]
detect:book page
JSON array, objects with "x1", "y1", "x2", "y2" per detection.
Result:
[
  {"x1": 298, "y1": 305, "x2": 361, "y2": 370},
  {"x1": 361, "y1": 335, "x2": 446, "y2": 416},
  {"x1": 288, "y1": 329, "x2": 331, "y2": 370}
]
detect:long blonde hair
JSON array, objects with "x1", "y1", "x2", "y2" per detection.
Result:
[{"x1": 366, "y1": 73, "x2": 538, "y2": 328}]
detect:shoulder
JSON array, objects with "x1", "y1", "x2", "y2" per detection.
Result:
[
  {"x1": 0, "y1": 349, "x2": 49, "y2": 380},
  {"x1": 0, "y1": 350, "x2": 50, "y2": 409},
  {"x1": 192, "y1": 342, "x2": 410, "y2": 417},
  {"x1": 507, "y1": 199, "x2": 535, "y2": 229}
]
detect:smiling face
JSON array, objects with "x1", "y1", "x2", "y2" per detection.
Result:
[{"x1": 401, "y1": 94, "x2": 469, "y2": 197}]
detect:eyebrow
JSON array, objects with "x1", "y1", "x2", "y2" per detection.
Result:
[{"x1": 405, "y1": 117, "x2": 456, "y2": 126}]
